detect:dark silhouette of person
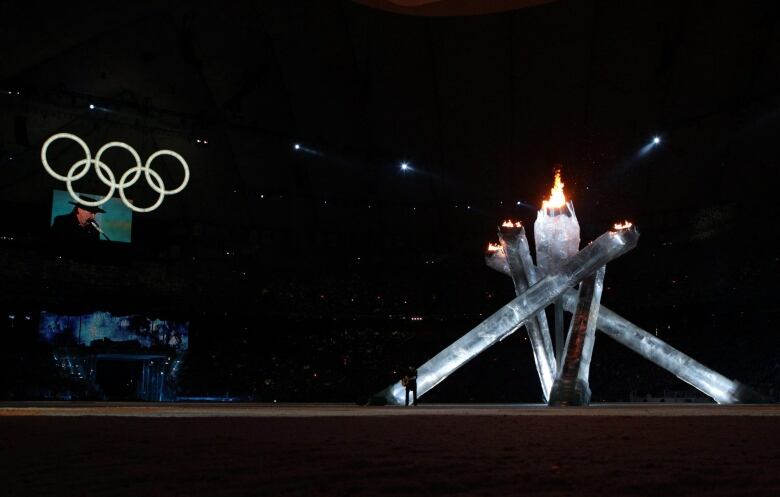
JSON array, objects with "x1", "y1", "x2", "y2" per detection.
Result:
[
  {"x1": 50, "y1": 198, "x2": 105, "y2": 243},
  {"x1": 403, "y1": 366, "x2": 418, "y2": 406}
]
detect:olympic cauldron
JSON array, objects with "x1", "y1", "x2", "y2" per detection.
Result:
[{"x1": 375, "y1": 172, "x2": 760, "y2": 406}]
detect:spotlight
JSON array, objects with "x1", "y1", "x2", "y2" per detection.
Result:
[
  {"x1": 400, "y1": 162, "x2": 409, "y2": 171},
  {"x1": 638, "y1": 135, "x2": 662, "y2": 156},
  {"x1": 294, "y1": 143, "x2": 301, "y2": 150},
  {"x1": 89, "y1": 104, "x2": 95, "y2": 110}
]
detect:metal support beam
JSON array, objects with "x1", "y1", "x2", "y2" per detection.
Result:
[
  {"x1": 498, "y1": 225, "x2": 556, "y2": 402},
  {"x1": 549, "y1": 266, "x2": 605, "y2": 406},
  {"x1": 554, "y1": 298, "x2": 565, "y2": 366}
]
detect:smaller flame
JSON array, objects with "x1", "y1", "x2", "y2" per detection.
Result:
[
  {"x1": 613, "y1": 220, "x2": 633, "y2": 230},
  {"x1": 501, "y1": 219, "x2": 522, "y2": 228},
  {"x1": 487, "y1": 242, "x2": 502, "y2": 253},
  {"x1": 541, "y1": 170, "x2": 567, "y2": 209}
]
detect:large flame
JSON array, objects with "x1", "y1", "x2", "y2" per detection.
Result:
[
  {"x1": 487, "y1": 242, "x2": 502, "y2": 253},
  {"x1": 541, "y1": 170, "x2": 567, "y2": 209},
  {"x1": 501, "y1": 220, "x2": 522, "y2": 228},
  {"x1": 613, "y1": 220, "x2": 633, "y2": 230}
]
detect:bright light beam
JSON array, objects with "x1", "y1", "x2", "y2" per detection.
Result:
[
  {"x1": 515, "y1": 200, "x2": 537, "y2": 211},
  {"x1": 292, "y1": 143, "x2": 323, "y2": 156},
  {"x1": 397, "y1": 161, "x2": 439, "y2": 180},
  {"x1": 638, "y1": 135, "x2": 662, "y2": 157}
]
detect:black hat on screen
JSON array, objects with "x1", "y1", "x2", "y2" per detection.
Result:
[{"x1": 69, "y1": 197, "x2": 106, "y2": 214}]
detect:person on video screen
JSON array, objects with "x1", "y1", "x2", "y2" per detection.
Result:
[{"x1": 51, "y1": 197, "x2": 106, "y2": 242}]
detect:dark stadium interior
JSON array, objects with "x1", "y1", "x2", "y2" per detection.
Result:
[{"x1": 1, "y1": 0, "x2": 779, "y2": 404}]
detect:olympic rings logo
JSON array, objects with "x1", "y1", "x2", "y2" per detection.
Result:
[{"x1": 41, "y1": 133, "x2": 190, "y2": 213}]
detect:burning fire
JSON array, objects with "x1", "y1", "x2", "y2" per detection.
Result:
[
  {"x1": 501, "y1": 220, "x2": 522, "y2": 228},
  {"x1": 487, "y1": 242, "x2": 502, "y2": 253},
  {"x1": 541, "y1": 170, "x2": 567, "y2": 209},
  {"x1": 613, "y1": 221, "x2": 633, "y2": 230}
]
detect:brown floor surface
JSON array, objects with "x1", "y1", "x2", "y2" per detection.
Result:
[{"x1": 2, "y1": 404, "x2": 779, "y2": 496}]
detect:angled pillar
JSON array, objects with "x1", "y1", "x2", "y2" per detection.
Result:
[
  {"x1": 375, "y1": 226, "x2": 638, "y2": 405},
  {"x1": 548, "y1": 266, "x2": 605, "y2": 406},
  {"x1": 498, "y1": 224, "x2": 556, "y2": 402}
]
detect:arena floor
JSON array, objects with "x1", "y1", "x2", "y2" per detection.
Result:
[{"x1": 2, "y1": 403, "x2": 779, "y2": 496}]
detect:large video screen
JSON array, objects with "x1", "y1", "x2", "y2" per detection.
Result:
[
  {"x1": 39, "y1": 311, "x2": 189, "y2": 351},
  {"x1": 50, "y1": 189, "x2": 133, "y2": 243}
]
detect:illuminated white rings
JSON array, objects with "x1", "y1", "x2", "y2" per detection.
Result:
[{"x1": 41, "y1": 132, "x2": 189, "y2": 213}]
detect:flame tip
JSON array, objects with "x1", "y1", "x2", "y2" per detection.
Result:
[
  {"x1": 541, "y1": 170, "x2": 567, "y2": 209},
  {"x1": 487, "y1": 242, "x2": 502, "y2": 253},
  {"x1": 501, "y1": 219, "x2": 522, "y2": 228}
]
